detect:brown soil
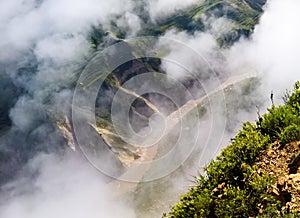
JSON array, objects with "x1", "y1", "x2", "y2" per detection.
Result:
[{"x1": 255, "y1": 140, "x2": 300, "y2": 213}]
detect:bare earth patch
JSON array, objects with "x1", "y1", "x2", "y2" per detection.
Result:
[{"x1": 255, "y1": 140, "x2": 300, "y2": 213}]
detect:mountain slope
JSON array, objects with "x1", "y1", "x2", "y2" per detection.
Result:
[
  {"x1": 77, "y1": 0, "x2": 268, "y2": 166},
  {"x1": 165, "y1": 82, "x2": 300, "y2": 217}
]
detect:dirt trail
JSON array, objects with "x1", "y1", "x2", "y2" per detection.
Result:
[
  {"x1": 116, "y1": 84, "x2": 161, "y2": 114},
  {"x1": 109, "y1": 71, "x2": 257, "y2": 195}
]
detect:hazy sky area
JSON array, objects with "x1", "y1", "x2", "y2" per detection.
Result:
[{"x1": 0, "y1": 0, "x2": 299, "y2": 217}]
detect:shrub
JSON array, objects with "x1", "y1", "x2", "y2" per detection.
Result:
[
  {"x1": 281, "y1": 124, "x2": 300, "y2": 145},
  {"x1": 260, "y1": 105, "x2": 298, "y2": 141}
]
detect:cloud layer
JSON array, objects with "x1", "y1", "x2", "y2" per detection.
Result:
[{"x1": 0, "y1": 0, "x2": 299, "y2": 217}]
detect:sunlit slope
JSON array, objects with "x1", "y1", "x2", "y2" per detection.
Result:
[{"x1": 165, "y1": 82, "x2": 300, "y2": 217}]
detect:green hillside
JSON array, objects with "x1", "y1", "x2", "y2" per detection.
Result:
[
  {"x1": 90, "y1": 0, "x2": 266, "y2": 49},
  {"x1": 164, "y1": 82, "x2": 300, "y2": 217}
]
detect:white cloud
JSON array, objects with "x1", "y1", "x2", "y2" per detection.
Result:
[
  {"x1": 116, "y1": 12, "x2": 142, "y2": 36},
  {"x1": 0, "y1": 153, "x2": 136, "y2": 218},
  {"x1": 201, "y1": 14, "x2": 234, "y2": 38},
  {"x1": 228, "y1": 0, "x2": 300, "y2": 100},
  {"x1": 1, "y1": 0, "x2": 300, "y2": 217},
  {"x1": 147, "y1": 0, "x2": 198, "y2": 21},
  {"x1": 0, "y1": 0, "x2": 134, "y2": 63},
  {"x1": 0, "y1": 1, "x2": 138, "y2": 216},
  {"x1": 158, "y1": 29, "x2": 219, "y2": 80}
]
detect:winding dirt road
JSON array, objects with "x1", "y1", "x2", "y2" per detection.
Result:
[{"x1": 109, "y1": 71, "x2": 257, "y2": 195}]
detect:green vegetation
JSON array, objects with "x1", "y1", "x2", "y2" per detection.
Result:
[
  {"x1": 191, "y1": 1, "x2": 224, "y2": 20},
  {"x1": 164, "y1": 81, "x2": 300, "y2": 217},
  {"x1": 89, "y1": 0, "x2": 266, "y2": 49}
]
